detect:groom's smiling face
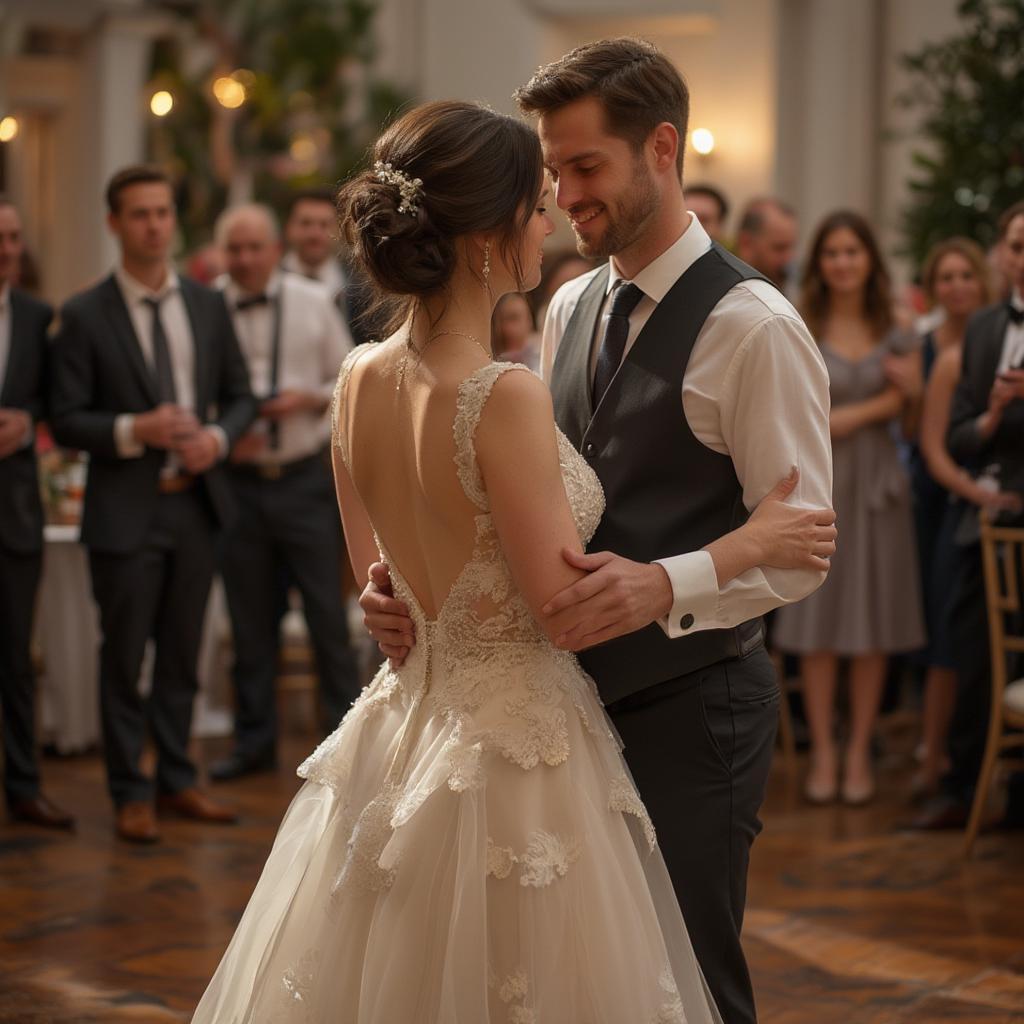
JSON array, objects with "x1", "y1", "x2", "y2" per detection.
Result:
[{"x1": 538, "y1": 96, "x2": 659, "y2": 262}]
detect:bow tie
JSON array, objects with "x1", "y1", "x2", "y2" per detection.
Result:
[
  {"x1": 236, "y1": 293, "x2": 271, "y2": 311},
  {"x1": 1008, "y1": 303, "x2": 1024, "y2": 326}
]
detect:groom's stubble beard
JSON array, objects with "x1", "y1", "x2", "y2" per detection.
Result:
[{"x1": 571, "y1": 156, "x2": 660, "y2": 261}]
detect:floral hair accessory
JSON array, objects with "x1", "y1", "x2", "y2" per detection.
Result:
[{"x1": 373, "y1": 161, "x2": 424, "y2": 216}]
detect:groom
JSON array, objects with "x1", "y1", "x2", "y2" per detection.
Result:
[{"x1": 361, "y1": 39, "x2": 832, "y2": 1023}]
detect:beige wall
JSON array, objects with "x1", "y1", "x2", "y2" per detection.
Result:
[{"x1": 0, "y1": 0, "x2": 970, "y2": 302}]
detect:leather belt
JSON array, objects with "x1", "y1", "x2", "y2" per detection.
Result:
[{"x1": 157, "y1": 473, "x2": 197, "y2": 495}]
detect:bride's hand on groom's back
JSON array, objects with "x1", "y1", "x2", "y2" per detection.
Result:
[
  {"x1": 359, "y1": 562, "x2": 415, "y2": 669},
  {"x1": 747, "y1": 469, "x2": 837, "y2": 572}
]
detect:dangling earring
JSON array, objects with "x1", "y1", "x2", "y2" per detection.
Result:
[{"x1": 482, "y1": 241, "x2": 491, "y2": 288}]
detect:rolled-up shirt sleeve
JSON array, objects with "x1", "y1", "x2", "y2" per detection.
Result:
[{"x1": 655, "y1": 311, "x2": 833, "y2": 637}]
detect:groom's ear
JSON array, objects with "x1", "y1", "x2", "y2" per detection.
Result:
[{"x1": 649, "y1": 122, "x2": 680, "y2": 176}]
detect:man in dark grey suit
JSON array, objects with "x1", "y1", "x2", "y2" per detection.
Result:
[
  {"x1": 0, "y1": 198, "x2": 74, "y2": 830},
  {"x1": 50, "y1": 166, "x2": 257, "y2": 843},
  {"x1": 915, "y1": 199, "x2": 1024, "y2": 831}
]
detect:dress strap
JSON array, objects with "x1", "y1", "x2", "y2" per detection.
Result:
[
  {"x1": 452, "y1": 361, "x2": 534, "y2": 510},
  {"x1": 331, "y1": 343, "x2": 378, "y2": 469}
]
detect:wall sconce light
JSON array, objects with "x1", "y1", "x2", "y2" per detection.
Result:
[
  {"x1": 0, "y1": 116, "x2": 20, "y2": 143},
  {"x1": 691, "y1": 128, "x2": 715, "y2": 156},
  {"x1": 150, "y1": 91, "x2": 174, "y2": 117}
]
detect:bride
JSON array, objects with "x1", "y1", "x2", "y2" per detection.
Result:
[{"x1": 193, "y1": 100, "x2": 830, "y2": 1024}]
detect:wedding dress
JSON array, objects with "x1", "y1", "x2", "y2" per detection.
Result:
[{"x1": 192, "y1": 347, "x2": 722, "y2": 1024}]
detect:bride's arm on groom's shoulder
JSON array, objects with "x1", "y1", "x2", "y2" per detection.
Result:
[{"x1": 474, "y1": 369, "x2": 592, "y2": 643}]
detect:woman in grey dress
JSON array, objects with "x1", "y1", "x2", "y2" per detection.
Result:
[{"x1": 774, "y1": 210, "x2": 925, "y2": 805}]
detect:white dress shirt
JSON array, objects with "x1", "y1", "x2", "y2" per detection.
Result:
[
  {"x1": 995, "y1": 289, "x2": 1024, "y2": 373},
  {"x1": 281, "y1": 250, "x2": 348, "y2": 302},
  {"x1": 221, "y1": 270, "x2": 352, "y2": 465},
  {"x1": 541, "y1": 214, "x2": 833, "y2": 638},
  {"x1": 112, "y1": 265, "x2": 227, "y2": 465}
]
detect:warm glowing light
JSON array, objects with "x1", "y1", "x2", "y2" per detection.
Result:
[
  {"x1": 150, "y1": 91, "x2": 174, "y2": 117},
  {"x1": 691, "y1": 128, "x2": 715, "y2": 155},
  {"x1": 213, "y1": 76, "x2": 246, "y2": 109},
  {"x1": 289, "y1": 134, "x2": 318, "y2": 163},
  {"x1": 0, "y1": 116, "x2": 19, "y2": 143}
]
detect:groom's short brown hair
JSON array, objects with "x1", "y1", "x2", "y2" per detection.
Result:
[{"x1": 513, "y1": 38, "x2": 689, "y2": 175}]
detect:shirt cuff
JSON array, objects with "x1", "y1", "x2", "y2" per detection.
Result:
[
  {"x1": 20, "y1": 424, "x2": 35, "y2": 450},
  {"x1": 653, "y1": 550, "x2": 721, "y2": 638},
  {"x1": 114, "y1": 414, "x2": 145, "y2": 458},
  {"x1": 207, "y1": 425, "x2": 230, "y2": 461}
]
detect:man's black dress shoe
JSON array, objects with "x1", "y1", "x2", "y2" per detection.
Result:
[{"x1": 208, "y1": 750, "x2": 277, "y2": 782}]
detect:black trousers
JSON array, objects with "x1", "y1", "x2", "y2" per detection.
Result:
[
  {"x1": 89, "y1": 489, "x2": 217, "y2": 806},
  {"x1": 221, "y1": 456, "x2": 359, "y2": 759},
  {"x1": 607, "y1": 646, "x2": 779, "y2": 1024},
  {"x1": 0, "y1": 544, "x2": 43, "y2": 803}
]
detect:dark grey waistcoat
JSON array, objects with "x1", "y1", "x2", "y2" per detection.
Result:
[{"x1": 550, "y1": 243, "x2": 770, "y2": 705}]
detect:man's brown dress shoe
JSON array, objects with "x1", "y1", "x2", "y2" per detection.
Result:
[
  {"x1": 157, "y1": 787, "x2": 237, "y2": 824},
  {"x1": 8, "y1": 794, "x2": 75, "y2": 831},
  {"x1": 116, "y1": 801, "x2": 161, "y2": 844}
]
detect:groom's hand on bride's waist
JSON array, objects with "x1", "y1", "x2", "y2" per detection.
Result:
[
  {"x1": 360, "y1": 562, "x2": 415, "y2": 669},
  {"x1": 541, "y1": 551, "x2": 673, "y2": 653}
]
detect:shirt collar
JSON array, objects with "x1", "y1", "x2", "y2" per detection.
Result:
[
  {"x1": 115, "y1": 263, "x2": 180, "y2": 305},
  {"x1": 0, "y1": 281, "x2": 10, "y2": 313},
  {"x1": 223, "y1": 269, "x2": 283, "y2": 307},
  {"x1": 606, "y1": 213, "x2": 713, "y2": 302},
  {"x1": 1011, "y1": 288, "x2": 1024, "y2": 313}
]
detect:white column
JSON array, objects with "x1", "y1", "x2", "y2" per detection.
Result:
[{"x1": 775, "y1": 0, "x2": 882, "y2": 255}]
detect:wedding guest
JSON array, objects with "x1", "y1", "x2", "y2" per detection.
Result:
[
  {"x1": 910, "y1": 238, "x2": 1011, "y2": 796},
  {"x1": 773, "y1": 210, "x2": 925, "y2": 805},
  {"x1": 0, "y1": 197, "x2": 73, "y2": 831},
  {"x1": 209, "y1": 204, "x2": 359, "y2": 780},
  {"x1": 282, "y1": 187, "x2": 375, "y2": 344},
  {"x1": 491, "y1": 291, "x2": 539, "y2": 370},
  {"x1": 683, "y1": 183, "x2": 729, "y2": 242},
  {"x1": 735, "y1": 197, "x2": 799, "y2": 292},
  {"x1": 49, "y1": 166, "x2": 256, "y2": 843},
  {"x1": 914, "y1": 200, "x2": 1024, "y2": 830}
]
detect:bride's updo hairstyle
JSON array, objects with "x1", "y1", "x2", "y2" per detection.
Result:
[{"x1": 337, "y1": 100, "x2": 543, "y2": 332}]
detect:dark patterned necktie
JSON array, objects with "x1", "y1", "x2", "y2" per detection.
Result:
[
  {"x1": 142, "y1": 296, "x2": 177, "y2": 404},
  {"x1": 1007, "y1": 302, "x2": 1024, "y2": 326},
  {"x1": 592, "y1": 281, "x2": 644, "y2": 407},
  {"x1": 236, "y1": 293, "x2": 270, "y2": 311}
]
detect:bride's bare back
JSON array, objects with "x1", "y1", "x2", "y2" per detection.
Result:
[{"x1": 338, "y1": 336, "x2": 494, "y2": 619}]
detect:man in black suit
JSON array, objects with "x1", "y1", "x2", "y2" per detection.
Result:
[
  {"x1": 915, "y1": 199, "x2": 1024, "y2": 830},
  {"x1": 49, "y1": 166, "x2": 257, "y2": 843},
  {"x1": 0, "y1": 198, "x2": 74, "y2": 830},
  {"x1": 281, "y1": 188, "x2": 376, "y2": 344}
]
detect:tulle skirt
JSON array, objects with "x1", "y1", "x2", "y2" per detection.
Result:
[{"x1": 192, "y1": 649, "x2": 721, "y2": 1024}]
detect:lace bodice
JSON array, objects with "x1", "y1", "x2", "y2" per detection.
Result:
[{"x1": 331, "y1": 345, "x2": 605, "y2": 686}]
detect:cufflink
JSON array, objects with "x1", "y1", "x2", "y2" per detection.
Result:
[{"x1": 679, "y1": 613, "x2": 694, "y2": 631}]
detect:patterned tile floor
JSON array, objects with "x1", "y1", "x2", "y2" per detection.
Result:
[{"x1": 1, "y1": 728, "x2": 1021, "y2": 1022}]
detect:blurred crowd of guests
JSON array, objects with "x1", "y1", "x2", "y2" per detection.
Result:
[
  {"x1": 1, "y1": 171, "x2": 369, "y2": 842},
  {"x1": 1, "y1": 164, "x2": 1022, "y2": 845}
]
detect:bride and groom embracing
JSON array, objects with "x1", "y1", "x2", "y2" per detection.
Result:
[{"x1": 193, "y1": 37, "x2": 834, "y2": 1024}]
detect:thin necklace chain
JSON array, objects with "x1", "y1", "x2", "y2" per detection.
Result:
[
  {"x1": 426, "y1": 328, "x2": 490, "y2": 358},
  {"x1": 396, "y1": 328, "x2": 491, "y2": 391}
]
